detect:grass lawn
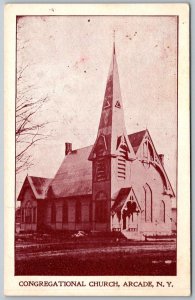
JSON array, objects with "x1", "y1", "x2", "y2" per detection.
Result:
[{"x1": 15, "y1": 235, "x2": 176, "y2": 276}]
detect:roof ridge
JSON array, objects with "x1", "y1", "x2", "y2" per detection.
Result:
[
  {"x1": 67, "y1": 130, "x2": 147, "y2": 153},
  {"x1": 73, "y1": 144, "x2": 93, "y2": 151},
  {"x1": 128, "y1": 129, "x2": 147, "y2": 136},
  {"x1": 28, "y1": 175, "x2": 53, "y2": 180}
]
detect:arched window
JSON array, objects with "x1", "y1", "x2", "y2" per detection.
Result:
[
  {"x1": 63, "y1": 201, "x2": 68, "y2": 223},
  {"x1": 144, "y1": 184, "x2": 153, "y2": 222},
  {"x1": 25, "y1": 201, "x2": 32, "y2": 224},
  {"x1": 75, "y1": 200, "x2": 81, "y2": 223},
  {"x1": 159, "y1": 200, "x2": 165, "y2": 222},
  {"x1": 51, "y1": 203, "x2": 56, "y2": 224}
]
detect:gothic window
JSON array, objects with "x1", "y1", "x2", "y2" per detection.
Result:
[
  {"x1": 75, "y1": 200, "x2": 81, "y2": 223},
  {"x1": 63, "y1": 201, "x2": 68, "y2": 223},
  {"x1": 159, "y1": 200, "x2": 165, "y2": 223},
  {"x1": 144, "y1": 184, "x2": 153, "y2": 222},
  {"x1": 32, "y1": 207, "x2": 36, "y2": 224},
  {"x1": 51, "y1": 203, "x2": 56, "y2": 224},
  {"x1": 25, "y1": 201, "x2": 32, "y2": 224}
]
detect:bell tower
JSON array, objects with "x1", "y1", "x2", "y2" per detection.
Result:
[{"x1": 88, "y1": 42, "x2": 135, "y2": 231}]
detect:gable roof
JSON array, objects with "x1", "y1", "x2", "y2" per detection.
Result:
[
  {"x1": 17, "y1": 176, "x2": 52, "y2": 201},
  {"x1": 29, "y1": 176, "x2": 52, "y2": 198},
  {"x1": 128, "y1": 130, "x2": 147, "y2": 153},
  {"x1": 49, "y1": 146, "x2": 92, "y2": 198},
  {"x1": 17, "y1": 130, "x2": 175, "y2": 200},
  {"x1": 111, "y1": 188, "x2": 132, "y2": 214}
]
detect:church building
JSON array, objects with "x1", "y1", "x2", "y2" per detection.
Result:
[{"x1": 17, "y1": 43, "x2": 175, "y2": 240}]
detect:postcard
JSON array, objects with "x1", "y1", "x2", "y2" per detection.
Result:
[{"x1": 4, "y1": 3, "x2": 190, "y2": 296}]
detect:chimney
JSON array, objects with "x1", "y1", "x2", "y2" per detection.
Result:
[
  {"x1": 65, "y1": 142, "x2": 72, "y2": 155},
  {"x1": 159, "y1": 154, "x2": 164, "y2": 166}
]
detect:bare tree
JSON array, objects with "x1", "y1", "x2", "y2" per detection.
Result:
[
  {"x1": 16, "y1": 67, "x2": 50, "y2": 173},
  {"x1": 16, "y1": 18, "x2": 50, "y2": 174}
]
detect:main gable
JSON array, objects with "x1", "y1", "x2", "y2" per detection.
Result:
[{"x1": 132, "y1": 129, "x2": 175, "y2": 197}]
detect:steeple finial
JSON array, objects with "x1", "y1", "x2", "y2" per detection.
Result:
[{"x1": 113, "y1": 30, "x2": 116, "y2": 54}]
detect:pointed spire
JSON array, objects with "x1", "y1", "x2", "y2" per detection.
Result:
[{"x1": 88, "y1": 39, "x2": 135, "y2": 161}]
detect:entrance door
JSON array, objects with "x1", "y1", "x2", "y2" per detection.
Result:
[{"x1": 122, "y1": 211, "x2": 126, "y2": 230}]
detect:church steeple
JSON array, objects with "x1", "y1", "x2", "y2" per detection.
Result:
[
  {"x1": 89, "y1": 42, "x2": 135, "y2": 231},
  {"x1": 88, "y1": 42, "x2": 135, "y2": 161}
]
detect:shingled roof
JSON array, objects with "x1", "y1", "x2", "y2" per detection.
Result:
[
  {"x1": 128, "y1": 130, "x2": 146, "y2": 153},
  {"x1": 50, "y1": 130, "x2": 146, "y2": 198},
  {"x1": 111, "y1": 187, "x2": 132, "y2": 214},
  {"x1": 49, "y1": 146, "x2": 93, "y2": 198}
]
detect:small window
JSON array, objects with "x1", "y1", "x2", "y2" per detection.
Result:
[
  {"x1": 89, "y1": 201, "x2": 93, "y2": 222},
  {"x1": 75, "y1": 200, "x2": 81, "y2": 223},
  {"x1": 25, "y1": 201, "x2": 32, "y2": 224},
  {"x1": 32, "y1": 207, "x2": 36, "y2": 224},
  {"x1": 51, "y1": 203, "x2": 56, "y2": 224},
  {"x1": 63, "y1": 201, "x2": 68, "y2": 223},
  {"x1": 21, "y1": 208, "x2": 24, "y2": 223}
]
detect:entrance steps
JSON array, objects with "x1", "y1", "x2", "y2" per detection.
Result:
[{"x1": 121, "y1": 229, "x2": 145, "y2": 241}]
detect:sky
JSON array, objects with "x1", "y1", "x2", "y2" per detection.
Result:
[{"x1": 16, "y1": 15, "x2": 177, "y2": 197}]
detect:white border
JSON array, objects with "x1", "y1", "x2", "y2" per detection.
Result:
[{"x1": 4, "y1": 3, "x2": 190, "y2": 296}]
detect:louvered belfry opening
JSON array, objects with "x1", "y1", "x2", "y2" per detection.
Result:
[
  {"x1": 117, "y1": 136, "x2": 129, "y2": 180},
  {"x1": 117, "y1": 156, "x2": 126, "y2": 179}
]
